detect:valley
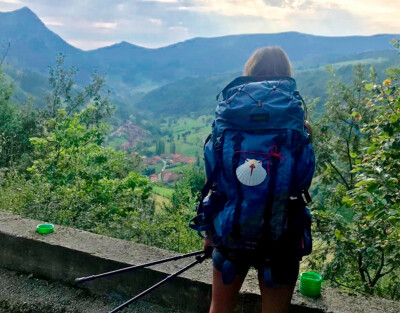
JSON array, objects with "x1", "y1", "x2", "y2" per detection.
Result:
[{"x1": 1, "y1": 6, "x2": 400, "y2": 207}]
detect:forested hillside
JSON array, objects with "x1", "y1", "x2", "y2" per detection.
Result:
[
  {"x1": 1, "y1": 7, "x2": 398, "y2": 114},
  {"x1": 135, "y1": 49, "x2": 400, "y2": 118}
]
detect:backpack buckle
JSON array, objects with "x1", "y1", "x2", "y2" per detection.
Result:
[
  {"x1": 302, "y1": 190, "x2": 312, "y2": 204},
  {"x1": 214, "y1": 137, "x2": 222, "y2": 151},
  {"x1": 290, "y1": 190, "x2": 312, "y2": 204}
]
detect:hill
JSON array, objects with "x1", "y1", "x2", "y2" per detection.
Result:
[
  {"x1": 134, "y1": 49, "x2": 400, "y2": 118},
  {"x1": 0, "y1": 8, "x2": 88, "y2": 74},
  {"x1": 1, "y1": 7, "x2": 399, "y2": 109}
]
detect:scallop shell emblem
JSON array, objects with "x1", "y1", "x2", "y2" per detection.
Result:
[{"x1": 236, "y1": 159, "x2": 267, "y2": 186}]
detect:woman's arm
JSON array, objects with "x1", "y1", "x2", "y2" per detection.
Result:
[{"x1": 203, "y1": 236, "x2": 212, "y2": 250}]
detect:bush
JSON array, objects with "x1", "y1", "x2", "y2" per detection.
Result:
[{"x1": 311, "y1": 55, "x2": 400, "y2": 298}]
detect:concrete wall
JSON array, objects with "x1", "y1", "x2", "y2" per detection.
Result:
[{"x1": 0, "y1": 212, "x2": 398, "y2": 313}]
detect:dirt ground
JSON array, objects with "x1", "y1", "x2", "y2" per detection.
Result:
[{"x1": 0, "y1": 267, "x2": 187, "y2": 313}]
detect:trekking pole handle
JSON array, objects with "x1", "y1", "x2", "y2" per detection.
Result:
[
  {"x1": 75, "y1": 250, "x2": 204, "y2": 284},
  {"x1": 108, "y1": 248, "x2": 212, "y2": 313},
  {"x1": 199, "y1": 245, "x2": 213, "y2": 259}
]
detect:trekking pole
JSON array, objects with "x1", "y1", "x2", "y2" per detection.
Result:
[
  {"x1": 75, "y1": 250, "x2": 204, "y2": 284},
  {"x1": 108, "y1": 246, "x2": 212, "y2": 313}
]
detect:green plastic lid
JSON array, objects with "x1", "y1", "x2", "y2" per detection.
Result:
[
  {"x1": 299, "y1": 272, "x2": 322, "y2": 297},
  {"x1": 36, "y1": 224, "x2": 54, "y2": 234}
]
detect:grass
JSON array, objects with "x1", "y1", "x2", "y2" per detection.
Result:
[
  {"x1": 153, "y1": 194, "x2": 171, "y2": 211},
  {"x1": 107, "y1": 137, "x2": 126, "y2": 150},
  {"x1": 144, "y1": 116, "x2": 211, "y2": 158},
  {"x1": 171, "y1": 117, "x2": 206, "y2": 133},
  {"x1": 152, "y1": 185, "x2": 174, "y2": 199},
  {"x1": 174, "y1": 141, "x2": 201, "y2": 157},
  {"x1": 167, "y1": 163, "x2": 191, "y2": 174},
  {"x1": 170, "y1": 117, "x2": 210, "y2": 157}
]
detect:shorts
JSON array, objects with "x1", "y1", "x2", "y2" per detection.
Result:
[{"x1": 212, "y1": 247, "x2": 300, "y2": 286}]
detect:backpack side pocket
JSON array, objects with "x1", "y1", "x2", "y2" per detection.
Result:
[
  {"x1": 295, "y1": 142, "x2": 315, "y2": 192},
  {"x1": 284, "y1": 201, "x2": 313, "y2": 259}
]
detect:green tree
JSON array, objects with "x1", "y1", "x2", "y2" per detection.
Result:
[
  {"x1": 0, "y1": 57, "x2": 154, "y2": 244},
  {"x1": 119, "y1": 166, "x2": 205, "y2": 253},
  {"x1": 342, "y1": 64, "x2": 400, "y2": 296},
  {"x1": 156, "y1": 139, "x2": 165, "y2": 155},
  {"x1": 24, "y1": 107, "x2": 152, "y2": 229},
  {"x1": 312, "y1": 59, "x2": 400, "y2": 297},
  {"x1": 0, "y1": 68, "x2": 41, "y2": 169},
  {"x1": 45, "y1": 54, "x2": 114, "y2": 124},
  {"x1": 170, "y1": 140, "x2": 176, "y2": 154},
  {"x1": 166, "y1": 166, "x2": 205, "y2": 251}
]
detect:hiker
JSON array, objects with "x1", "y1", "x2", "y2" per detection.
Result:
[{"x1": 191, "y1": 46, "x2": 315, "y2": 313}]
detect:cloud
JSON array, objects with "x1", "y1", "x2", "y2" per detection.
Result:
[
  {"x1": 262, "y1": 0, "x2": 315, "y2": 9},
  {"x1": 186, "y1": 0, "x2": 319, "y2": 18},
  {"x1": 67, "y1": 39, "x2": 117, "y2": 50},
  {"x1": 1, "y1": 0, "x2": 399, "y2": 50},
  {"x1": 326, "y1": 0, "x2": 400, "y2": 33},
  {"x1": 183, "y1": 0, "x2": 293, "y2": 18},
  {"x1": 141, "y1": 0, "x2": 179, "y2": 3},
  {"x1": 149, "y1": 18, "x2": 163, "y2": 25},
  {"x1": 176, "y1": 6, "x2": 192, "y2": 10},
  {"x1": 182, "y1": 0, "x2": 400, "y2": 35},
  {"x1": 169, "y1": 26, "x2": 189, "y2": 31},
  {"x1": 0, "y1": 0, "x2": 21, "y2": 11},
  {"x1": 92, "y1": 22, "x2": 118, "y2": 29},
  {"x1": 41, "y1": 17, "x2": 63, "y2": 26}
]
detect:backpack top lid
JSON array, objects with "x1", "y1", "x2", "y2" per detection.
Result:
[{"x1": 215, "y1": 76, "x2": 305, "y2": 135}]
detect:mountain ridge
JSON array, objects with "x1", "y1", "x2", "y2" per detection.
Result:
[
  {"x1": 2, "y1": 7, "x2": 398, "y2": 69},
  {"x1": 90, "y1": 32, "x2": 400, "y2": 52},
  {"x1": 1, "y1": 7, "x2": 399, "y2": 118}
]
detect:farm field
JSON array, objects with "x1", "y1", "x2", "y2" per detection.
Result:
[{"x1": 152, "y1": 185, "x2": 174, "y2": 199}]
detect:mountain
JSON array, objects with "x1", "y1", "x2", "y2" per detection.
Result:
[
  {"x1": 0, "y1": 8, "x2": 86, "y2": 71},
  {"x1": 134, "y1": 72, "x2": 236, "y2": 117},
  {"x1": 1, "y1": 7, "x2": 399, "y2": 117},
  {"x1": 89, "y1": 32, "x2": 399, "y2": 85},
  {"x1": 135, "y1": 49, "x2": 400, "y2": 118}
]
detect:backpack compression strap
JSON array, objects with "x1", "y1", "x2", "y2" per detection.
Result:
[
  {"x1": 231, "y1": 132, "x2": 245, "y2": 241},
  {"x1": 258, "y1": 137, "x2": 286, "y2": 287},
  {"x1": 289, "y1": 132, "x2": 313, "y2": 203}
]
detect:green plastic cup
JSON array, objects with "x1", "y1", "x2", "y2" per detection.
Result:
[
  {"x1": 36, "y1": 224, "x2": 54, "y2": 234},
  {"x1": 299, "y1": 272, "x2": 322, "y2": 297}
]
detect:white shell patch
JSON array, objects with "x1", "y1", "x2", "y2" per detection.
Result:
[{"x1": 236, "y1": 159, "x2": 267, "y2": 186}]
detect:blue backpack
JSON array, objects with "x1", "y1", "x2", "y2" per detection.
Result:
[{"x1": 190, "y1": 76, "x2": 315, "y2": 260}]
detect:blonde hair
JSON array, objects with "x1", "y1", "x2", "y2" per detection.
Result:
[{"x1": 243, "y1": 46, "x2": 293, "y2": 77}]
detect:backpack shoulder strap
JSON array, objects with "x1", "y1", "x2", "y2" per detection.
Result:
[
  {"x1": 198, "y1": 132, "x2": 222, "y2": 213},
  {"x1": 189, "y1": 133, "x2": 222, "y2": 237}
]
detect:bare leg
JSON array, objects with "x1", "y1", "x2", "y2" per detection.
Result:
[
  {"x1": 209, "y1": 267, "x2": 246, "y2": 313},
  {"x1": 258, "y1": 276, "x2": 295, "y2": 313}
]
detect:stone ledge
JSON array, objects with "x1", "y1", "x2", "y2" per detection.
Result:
[{"x1": 0, "y1": 211, "x2": 398, "y2": 313}]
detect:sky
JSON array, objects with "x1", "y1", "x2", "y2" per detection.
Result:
[{"x1": 0, "y1": 0, "x2": 399, "y2": 50}]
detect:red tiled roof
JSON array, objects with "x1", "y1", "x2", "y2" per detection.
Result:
[{"x1": 161, "y1": 171, "x2": 182, "y2": 183}]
